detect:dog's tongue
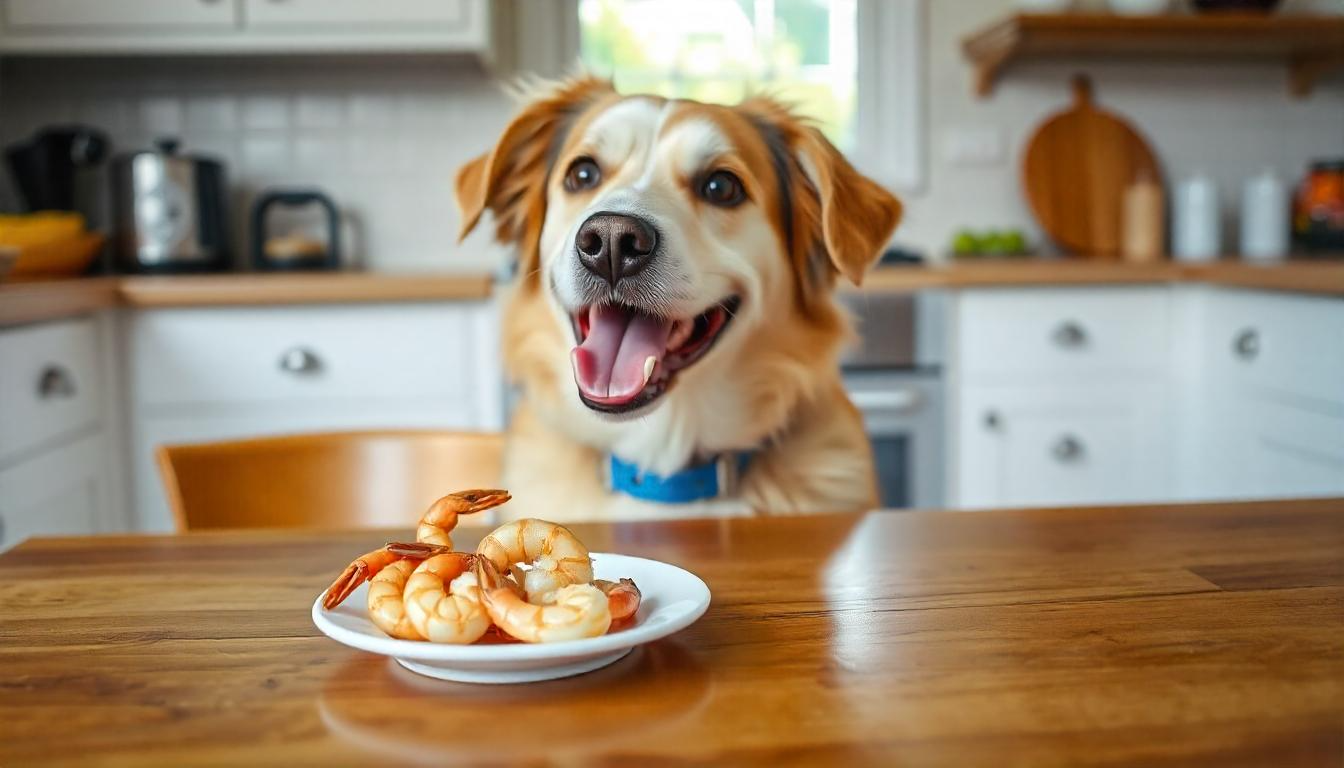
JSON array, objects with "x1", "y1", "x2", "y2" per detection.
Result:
[{"x1": 571, "y1": 305, "x2": 673, "y2": 405}]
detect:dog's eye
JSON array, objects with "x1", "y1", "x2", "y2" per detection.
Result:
[
  {"x1": 700, "y1": 170, "x2": 745, "y2": 207},
  {"x1": 564, "y1": 158, "x2": 602, "y2": 192}
]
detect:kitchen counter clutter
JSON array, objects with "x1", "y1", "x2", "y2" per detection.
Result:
[{"x1": 1, "y1": 498, "x2": 1340, "y2": 765}]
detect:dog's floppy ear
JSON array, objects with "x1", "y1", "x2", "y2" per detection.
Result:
[
  {"x1": 455, "y1": 76, "x2": 615, "y2": 273},
  {"x1": 793, "y1": 127, "x2": 902, "y2": 286}
]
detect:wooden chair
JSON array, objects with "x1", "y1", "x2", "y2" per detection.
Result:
[{"x1": 157, "y1": 430, "x2": 504, "y2": 531}]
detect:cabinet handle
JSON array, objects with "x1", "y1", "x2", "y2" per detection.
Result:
[
  {"x1": 1051, "y1": 321, "x2": 1087, "y2": 349},
  {"x1": 1233, "y1": 329, "x2": 1259, "y2": 361},
  {"x1": 36, "y1": 365, "x2": 76, "y2": 399},
  {"x1": 983, "y1": 410, "x2": 1002, "y2": 431},
  {"x1": 1051, "y1": 435, "x2": 1085, "y2": 463},
  {"x1": 278, "y1": 347, "x2": 321, "y2": 375}
]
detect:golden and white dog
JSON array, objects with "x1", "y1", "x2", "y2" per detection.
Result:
[{"x1": 456, "y1": 78, "x2": 902, "y2": 521}]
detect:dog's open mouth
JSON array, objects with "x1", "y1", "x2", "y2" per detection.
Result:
[{"x1": 569, "y1": 297, "x2": 740, "y2": 414}]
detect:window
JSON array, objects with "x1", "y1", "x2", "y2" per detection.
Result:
[
  {"x1": 580, "y1": 0, "x2": 858, "y2": 149},
  {"x1": 576, "y1": 0, "x2": 925, "y2": 190}
]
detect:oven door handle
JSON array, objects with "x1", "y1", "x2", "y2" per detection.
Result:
[{"x1": 848, "y1": 388, "x2": 922, "y2": 414}]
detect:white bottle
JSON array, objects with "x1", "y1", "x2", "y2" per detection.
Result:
[
  {"x1": 1173, "y1": 173, "x2": 1220, "y2": 262},
  {"x1": 1240, "y1": 169, "x2": 1289, "y2": 262}
]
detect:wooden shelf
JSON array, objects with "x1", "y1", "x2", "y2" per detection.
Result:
[{"x1": 963, "y1": 13, "x2": 1344, "y2": 98}]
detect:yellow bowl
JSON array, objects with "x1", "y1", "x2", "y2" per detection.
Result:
[{"x1": 8, "y1": 231, "x2": 105, "y2": 279}]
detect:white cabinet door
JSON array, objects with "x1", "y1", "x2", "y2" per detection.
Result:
[
  {"x1": 0, "y1": 434, "x2": 108, "y2": 551},
  {"x1": 955, "y1": 386, "x2": 1169, "y2": 509},
  {"x1": 243, "y1": 0, "x2": 470, "y2": 28},
  {"x1": 131, "y1": 303, "x2": 498, "y2": 408},
  {"x1": 956, "y1": 287, "x2": 1171, "y2": 384},
  {"x1": 2, "y1": 0, "x2": 236, "y2": 30},
  {"x1": 0, "y1": 317, "x2": 102, "y2": 466}
]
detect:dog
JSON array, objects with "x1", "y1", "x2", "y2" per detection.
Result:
[{"x1": 455, "y1": 77, "x2": 902, "y2": 521}]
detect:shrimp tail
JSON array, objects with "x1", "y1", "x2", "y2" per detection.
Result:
[{"x1": 322, "y1": 562, "x2": 369, "y2": 610}]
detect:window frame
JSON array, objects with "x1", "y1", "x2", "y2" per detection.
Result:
[{"x1": 517, "y1": 0, "x2": 925, "y2": 192}]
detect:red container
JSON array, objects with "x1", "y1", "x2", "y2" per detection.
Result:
[{"x1": 1294, "y1": 159, "x2": 1344, "y2": 253}]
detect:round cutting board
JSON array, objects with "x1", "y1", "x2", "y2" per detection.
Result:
[{"x1": 1022, "y1": 75, "x2": 1162, "y2": 259}]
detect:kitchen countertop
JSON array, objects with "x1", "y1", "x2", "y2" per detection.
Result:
[
  {"x1": 1, "y1": 497, "x2": 1340, "y2": 765},
  {"x1": 0, "y1": 271, "x2": 496, "y2": 327},
  {"x1": 2, "y1": 260, "x2": 1341, "y2": 328}
]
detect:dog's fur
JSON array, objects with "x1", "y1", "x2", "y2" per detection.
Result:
[{"x1": 456, "y1": 78, "x2": 902, "y2": 521}]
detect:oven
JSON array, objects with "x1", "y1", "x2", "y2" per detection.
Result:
[{"x1": 839, "y1": 290, "x2": 945, "y2": 509}]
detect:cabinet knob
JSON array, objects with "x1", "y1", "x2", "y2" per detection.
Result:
[
  {"x1": 983, "y1": 410, "x2": 1002, "y2": 431},
  {"x1": 36, "y1": 365, "x2": 76, "y2": 399},
  {"x1": 1051, "y1": 435, "x2": 1085, "y2": 463},
  {"x1": 1233, "y1": 329, "x2": 1259, "y2": 361},
  {"x1": 1051, "y1": 321, "x2": 1087, "y2": 349},
  {"x1": 278, "y1": 347, "x2": 321, "y2": 375}
]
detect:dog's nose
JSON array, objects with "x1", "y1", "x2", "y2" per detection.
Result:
[{"x1": 575, "y1": 212, "x2": 658, "y2": 287}]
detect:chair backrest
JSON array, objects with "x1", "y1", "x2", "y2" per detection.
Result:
[{"x1": 157, "y1": 430, "x2": 504, "y2": 531}]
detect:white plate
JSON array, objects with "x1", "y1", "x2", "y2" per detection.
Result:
[{"x1": 311, "y1": 552, "x2": 711, "y2": 684}]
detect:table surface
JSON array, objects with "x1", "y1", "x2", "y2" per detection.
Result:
[{"x1": 2, "y1": 498, "x2": 1341, "y2": 767}]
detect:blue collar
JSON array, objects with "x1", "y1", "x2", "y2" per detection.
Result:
[{"x1": 607, "y1": 452, "x2": 753, "y2": 504}]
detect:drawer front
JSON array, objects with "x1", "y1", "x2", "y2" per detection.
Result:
[
  {"x1": 131, "y1": 304, "x2": 493, "y2": 408},
  {"x1": 957, "y1": 288, "x2": 1170, "y2": 381},
  {"x1": 242, "y1": 0, "x2": 466, "y2": 28},
  {"x1": 3, "y1": 0, "x2": 237, "y2": 30},
  {"x1": 955, "y1": 385, "x2": 1170, "y2": 508},
  {"x1": 0, "y1": 318, "x2": 101, "y2": 464},
  {"x1": 0, "y1": 433, "x2": 107, "y2": 550},
  {"x1": 1205, "y1": 289, "x2": 1344, "y2": 407}
]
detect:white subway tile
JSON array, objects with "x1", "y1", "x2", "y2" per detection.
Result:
[
  {"x1": 186, "y1": 96, "x2": 239, "y2": 133},
  {"x1": 242, "y1": 96, "x2": 290, "y2": 130},
  {"x1": 294, "y1": 135, "x2": 346, "y2": 171},
  {"x1": 77, "y1": 99, "x2": 129, "y2": 135},
  {"x1": 348, "y1": 94, "x2": 398, "y2": 128},
  {"x1": 295, "y1": 94, "x2": 346, "y2": 128},
  {"x1": 241, "y1": 135, "x2": 290, "y2": 175},
  {"x1": 139, "y1": 97, "x2": 183, "y2": 136}
]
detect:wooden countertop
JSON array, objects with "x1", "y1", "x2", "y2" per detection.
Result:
[
  {"x1": 856, "y1": 259, "x2": 1344, "y2": 295},
  {"x1": 0, "y1": 271, "x2": 496, "y2": 327},
  {"x1": 1, "y1": 498, "x2": 1340, "y2": 766},
  {"x1": 2, "y1": 261, "x2": 1340, "y2": 328}
]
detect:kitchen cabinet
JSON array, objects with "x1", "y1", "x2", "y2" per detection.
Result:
[
  {"x1": 126, "y1": 301, "x2": 504, "y2": 532},
  {"x1": 0, "y1": 434, "x2": 110, "y2": 550},
  {"x1": 1190, "y1": 288, "x2": 1344, "y2": 500},
  {"x1": 0, "y1": 316, "x2": 119, "y2": 549},
  {"x1": 0, "y1": 0, "x2": 491, "y2": 56},
  {"x1": 948, "y1": 287, "x2": 1174, "y2": 508}
]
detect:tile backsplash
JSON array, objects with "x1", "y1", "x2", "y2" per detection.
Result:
[{"x1": 0, "y1": 55, "x2": 515, "y2": 273}]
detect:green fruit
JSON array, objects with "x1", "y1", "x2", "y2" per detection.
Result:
[
  {"x1": 952, "y1": 230, "x2": 980, "y2": 255},
  {"x1": 982, "y1": 231, "x2": 1010, "y2": 254},
  {"x1": 1003, "y1": 230, "x2": 1027, "y2": 253}
]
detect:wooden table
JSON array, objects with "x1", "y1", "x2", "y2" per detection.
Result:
[{"x1": 2, "y1": 499, "x2": 1341, "y2": 766}]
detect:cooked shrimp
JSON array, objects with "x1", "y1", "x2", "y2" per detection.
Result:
[
  {"x1": 367, "y1": 558, "x2": 424, "y2": 640},
  {"x1": 416, "y1": 489, "x2": 511, "y2": 547},
  {"x1": 595, "y1": 578, "x2": 642, "y2": 622},
  {"x1": 322, "y1": 541, "x2": 451, "y2": 609},
  {"x1": 475, "y1": 560, "x2": 611, "y2": 643},
  {"x1": 476, "y1": 518, "x2": 594, "y2": 603},
  {"x1": 402, "y1": 553, "x2": 491, "y2": 644}
]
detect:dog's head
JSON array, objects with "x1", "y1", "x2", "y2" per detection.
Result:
[{"x1": 457, "y1": 78, "x2": 900, "y2": 458}]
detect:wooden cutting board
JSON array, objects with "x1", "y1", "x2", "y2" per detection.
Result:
[{"x1": 1023, "y1": 75, "x2": 1162, "y2": 259}]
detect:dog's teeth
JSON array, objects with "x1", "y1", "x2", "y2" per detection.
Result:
[{"x1": 642, "y1": 356, "x2": 657, "y2": 385}]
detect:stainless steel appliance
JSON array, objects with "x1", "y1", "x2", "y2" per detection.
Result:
[
  {"x1": 110, "y1": 138, "x2": 228, "y2": 272},
  {"x1": 838, "y1": 289, "x2": 945, "y2": 509}
]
